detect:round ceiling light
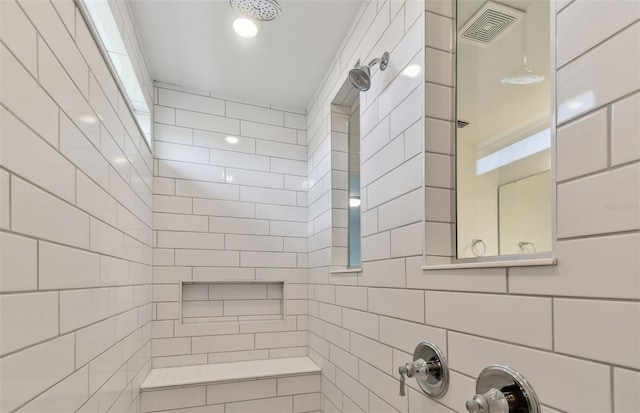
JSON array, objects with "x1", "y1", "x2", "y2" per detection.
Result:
[
  {"x1": 233, "y1": 18, "x2": 258, "y2": 38},
  {"x1": 500, "y1": 67, "x2": 545, "y2": 86}
]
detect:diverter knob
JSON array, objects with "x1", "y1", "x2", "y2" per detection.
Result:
[{"x1": 466, "y1": 365, "x2": 539, "y2": 413}]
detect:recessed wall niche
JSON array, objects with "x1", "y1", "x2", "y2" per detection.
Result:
[{"x1": 180, "y1": 281, "x2": 286, "y2": 324}]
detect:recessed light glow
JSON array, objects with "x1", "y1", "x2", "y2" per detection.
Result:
[
  {"x1": 225, "y1": 136, "x2": 239, "y2": 144},
  {"x1": 233, "y1": 18, "x2": 258, "y2": 38},
  {"x1": 402, "y1": 64, "x2": 421, "y2": 78},
  {"x1": 349, "y1": 198, "x2": 361, "y2": 208}
]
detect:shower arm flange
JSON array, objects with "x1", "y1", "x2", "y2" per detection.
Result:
[{"x1": 368, "y1": 52, "x2": 390, "y2": 71}]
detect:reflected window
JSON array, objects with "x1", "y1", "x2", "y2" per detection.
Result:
[
  {"x1": 330, "y1": 80, "x2": 361, "y2": 271},
  {"x1": 456, "y1": 0, "x2": 552, "y2": 259},
  {"x1": 348, "y1": 104, "x2": 361, "y2": 267}
]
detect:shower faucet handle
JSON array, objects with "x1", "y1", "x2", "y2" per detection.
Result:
[
  {"x1": 465, "y1": 388, "x2": 509, "y2": 413},
  {"x1": 466, "y1": 365, "x2": 539, "y2": 413},
  {"x1": 397, "y1": 341, "x2": 449, "y2": 398},
  {"x1": 398, "y1": 359, "x2": 428, "y2": 396}
]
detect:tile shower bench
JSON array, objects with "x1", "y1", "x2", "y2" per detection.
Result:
[{"x1": 140, "y1": 357, "x2": 322, "y2": 413}]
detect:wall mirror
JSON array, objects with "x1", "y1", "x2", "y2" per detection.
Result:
[{"x1": 456, "y1": 0, "x2": 552, "y2": 259}]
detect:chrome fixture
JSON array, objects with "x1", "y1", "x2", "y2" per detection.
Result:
[
  {"x1": 398, "y1": 341, "x2": 448, "y2": 398},
  {"x1": 471, "y1": 239, "x2": 486, "y2": 257},
  {"x1": 229, "y1": 0, "x2": 281, "y2": 21},
  {"x1": 349, "y1": 52, "x2": 390, "y2": 91},
  {"x1": 466, "y1": 365, "x2": 539, "y2": 413}
]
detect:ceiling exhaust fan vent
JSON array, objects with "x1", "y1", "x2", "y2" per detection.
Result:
[
  {"x1": 459, "y1": 1, "x2": 524, "y2": 47},
  {"x1": 457, "y1": 120, "x2": 470, "y2": 128}
]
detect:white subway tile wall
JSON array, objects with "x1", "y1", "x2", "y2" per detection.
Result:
[
  {"x1": 140, "y1": 373, "x2": 321, "y2": 413},
  {"x1": 152, "y1": 84, "x2": 308, "y2": 368},
  {"x1": 0, "y1": 1, "x2": 153, "y2": 413},
  {"x1": 2, "y1": 0, "x2": 639, "y2": 412},
  {"x1": 306, "y1": 0, "x2": 640, "y2": 413},
  {"x1": 179, "y1": 282, "x2": 284, "y2": 323}
]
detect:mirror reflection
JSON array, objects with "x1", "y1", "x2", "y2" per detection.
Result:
[{"x1": 456, "y1": 0, "x2": 552, "y2": 258}]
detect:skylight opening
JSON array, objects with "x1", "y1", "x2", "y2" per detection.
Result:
[{"x1": 83, "y1": 0, "x2": 152, "y2": 146}]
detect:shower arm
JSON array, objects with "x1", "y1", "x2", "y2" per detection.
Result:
[{"x1": 368, "y1": 52, "x2": 390, "y2": 71}]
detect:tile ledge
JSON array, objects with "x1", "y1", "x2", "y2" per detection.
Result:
[
  {"x1": 330, "y1": 268, "x2": 362, "y2": 274},
  {"x1": 422, "y1": 257, "x2": 557, "y2": 271},
  {"x1": 141, "y1": 357, "x2": 321, "y2": 391}
]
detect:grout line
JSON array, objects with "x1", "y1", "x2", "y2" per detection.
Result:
[
  {"x1": 607, "y1": 104, "x2": 613, "y2": 169},
  {"x1": 610, "y1": 366, "x2": 616, "y2": 412},
  {"x1": 557, "y1": 19, "x2": 640, "y2": 71},
  {"x1": 551, "y1": 297, "x2": 555, "y2": 351}
]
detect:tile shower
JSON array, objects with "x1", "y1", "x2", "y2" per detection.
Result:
[{"x1": 0, "y1": 0, "x2": 639, "y2": 413}]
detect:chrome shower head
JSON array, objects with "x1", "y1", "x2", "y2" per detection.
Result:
[
  {"x1": 349, "y1": 65, "x2": 371, "y2": 92},
  {"x1": 348, "y1": 52, "x2": 390, "y2": 91},
  {"x1": 230, "y1": 0, "x2": 281, "y2": 21}
]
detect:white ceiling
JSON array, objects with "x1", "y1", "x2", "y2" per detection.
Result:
[
  {"x1": 129, "y1": 0, "x2": 365, "y2": 112},
  {"x1": 457, "y1": 0, "x2": 551, "y2": 151}
]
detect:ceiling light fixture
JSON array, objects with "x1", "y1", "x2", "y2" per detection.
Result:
[
  {"x1": 349, "y1": 198, "x2": 361, "y2": 208},
  {"x1": 501, "y1": 55, "x2": 545, "y2": 85},
  {"x1": 225, "y1": 136, "x2": 240, "y2": 144},
  {"x1": 229, "y1": 0, "x2": 281, "y2": 21},
  {"x1": 501, "y1": 14, "x2": 544, "y2": 86},
  {"x1": 233, "y1": 18, "x2": 258, "y2": 38}
]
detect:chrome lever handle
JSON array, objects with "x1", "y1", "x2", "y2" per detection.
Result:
[
  {"x1": 397, "y1": 342, "x2": 449, "y2": 399},
  {"x1": 398, "y1": 363, "x2": 412, "y2": 396},
  {"x1": 399, "y1": 368, "x2": 406, "y2": 396}
]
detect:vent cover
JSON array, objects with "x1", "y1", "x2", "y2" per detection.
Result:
[
  {"x1": 457, "y1": 120, "x2": 470, "y2": 128},
  {"x1": 459, "y1": 1, "x2": 524, "y2": 47}
]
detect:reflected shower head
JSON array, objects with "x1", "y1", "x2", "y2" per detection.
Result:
[
  {"x1": 348, "y1": 52, "x2": 390, "y2": 91},
  {"x1": 230, "y1": 0, "x2": 281, "y2": 21}
]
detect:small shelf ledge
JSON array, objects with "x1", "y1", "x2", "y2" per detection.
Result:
[
  {"x1": 422, "y1": 257, "x2": 556, "y2": 271},
  {"x1": 330, "y1": 268, "x2": 362, "y2": 275},
  {"x1": 141, "y1": 357, "x2": 321, "y2": 390}
]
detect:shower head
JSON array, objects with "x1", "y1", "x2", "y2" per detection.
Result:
[
  {"x1": 348, "y1": 52, "x2": 390, "y2": 91},
  {"x1": 230, "y1": 0, "x2": 281, "y2": 21},
  {"x1": 349, "y1": 65, "x2": 371, "y2": 92}
]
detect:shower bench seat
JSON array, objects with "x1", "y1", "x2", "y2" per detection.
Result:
[{"x1": 140, "y1": 356, "x2": 322, "y2": 413}]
